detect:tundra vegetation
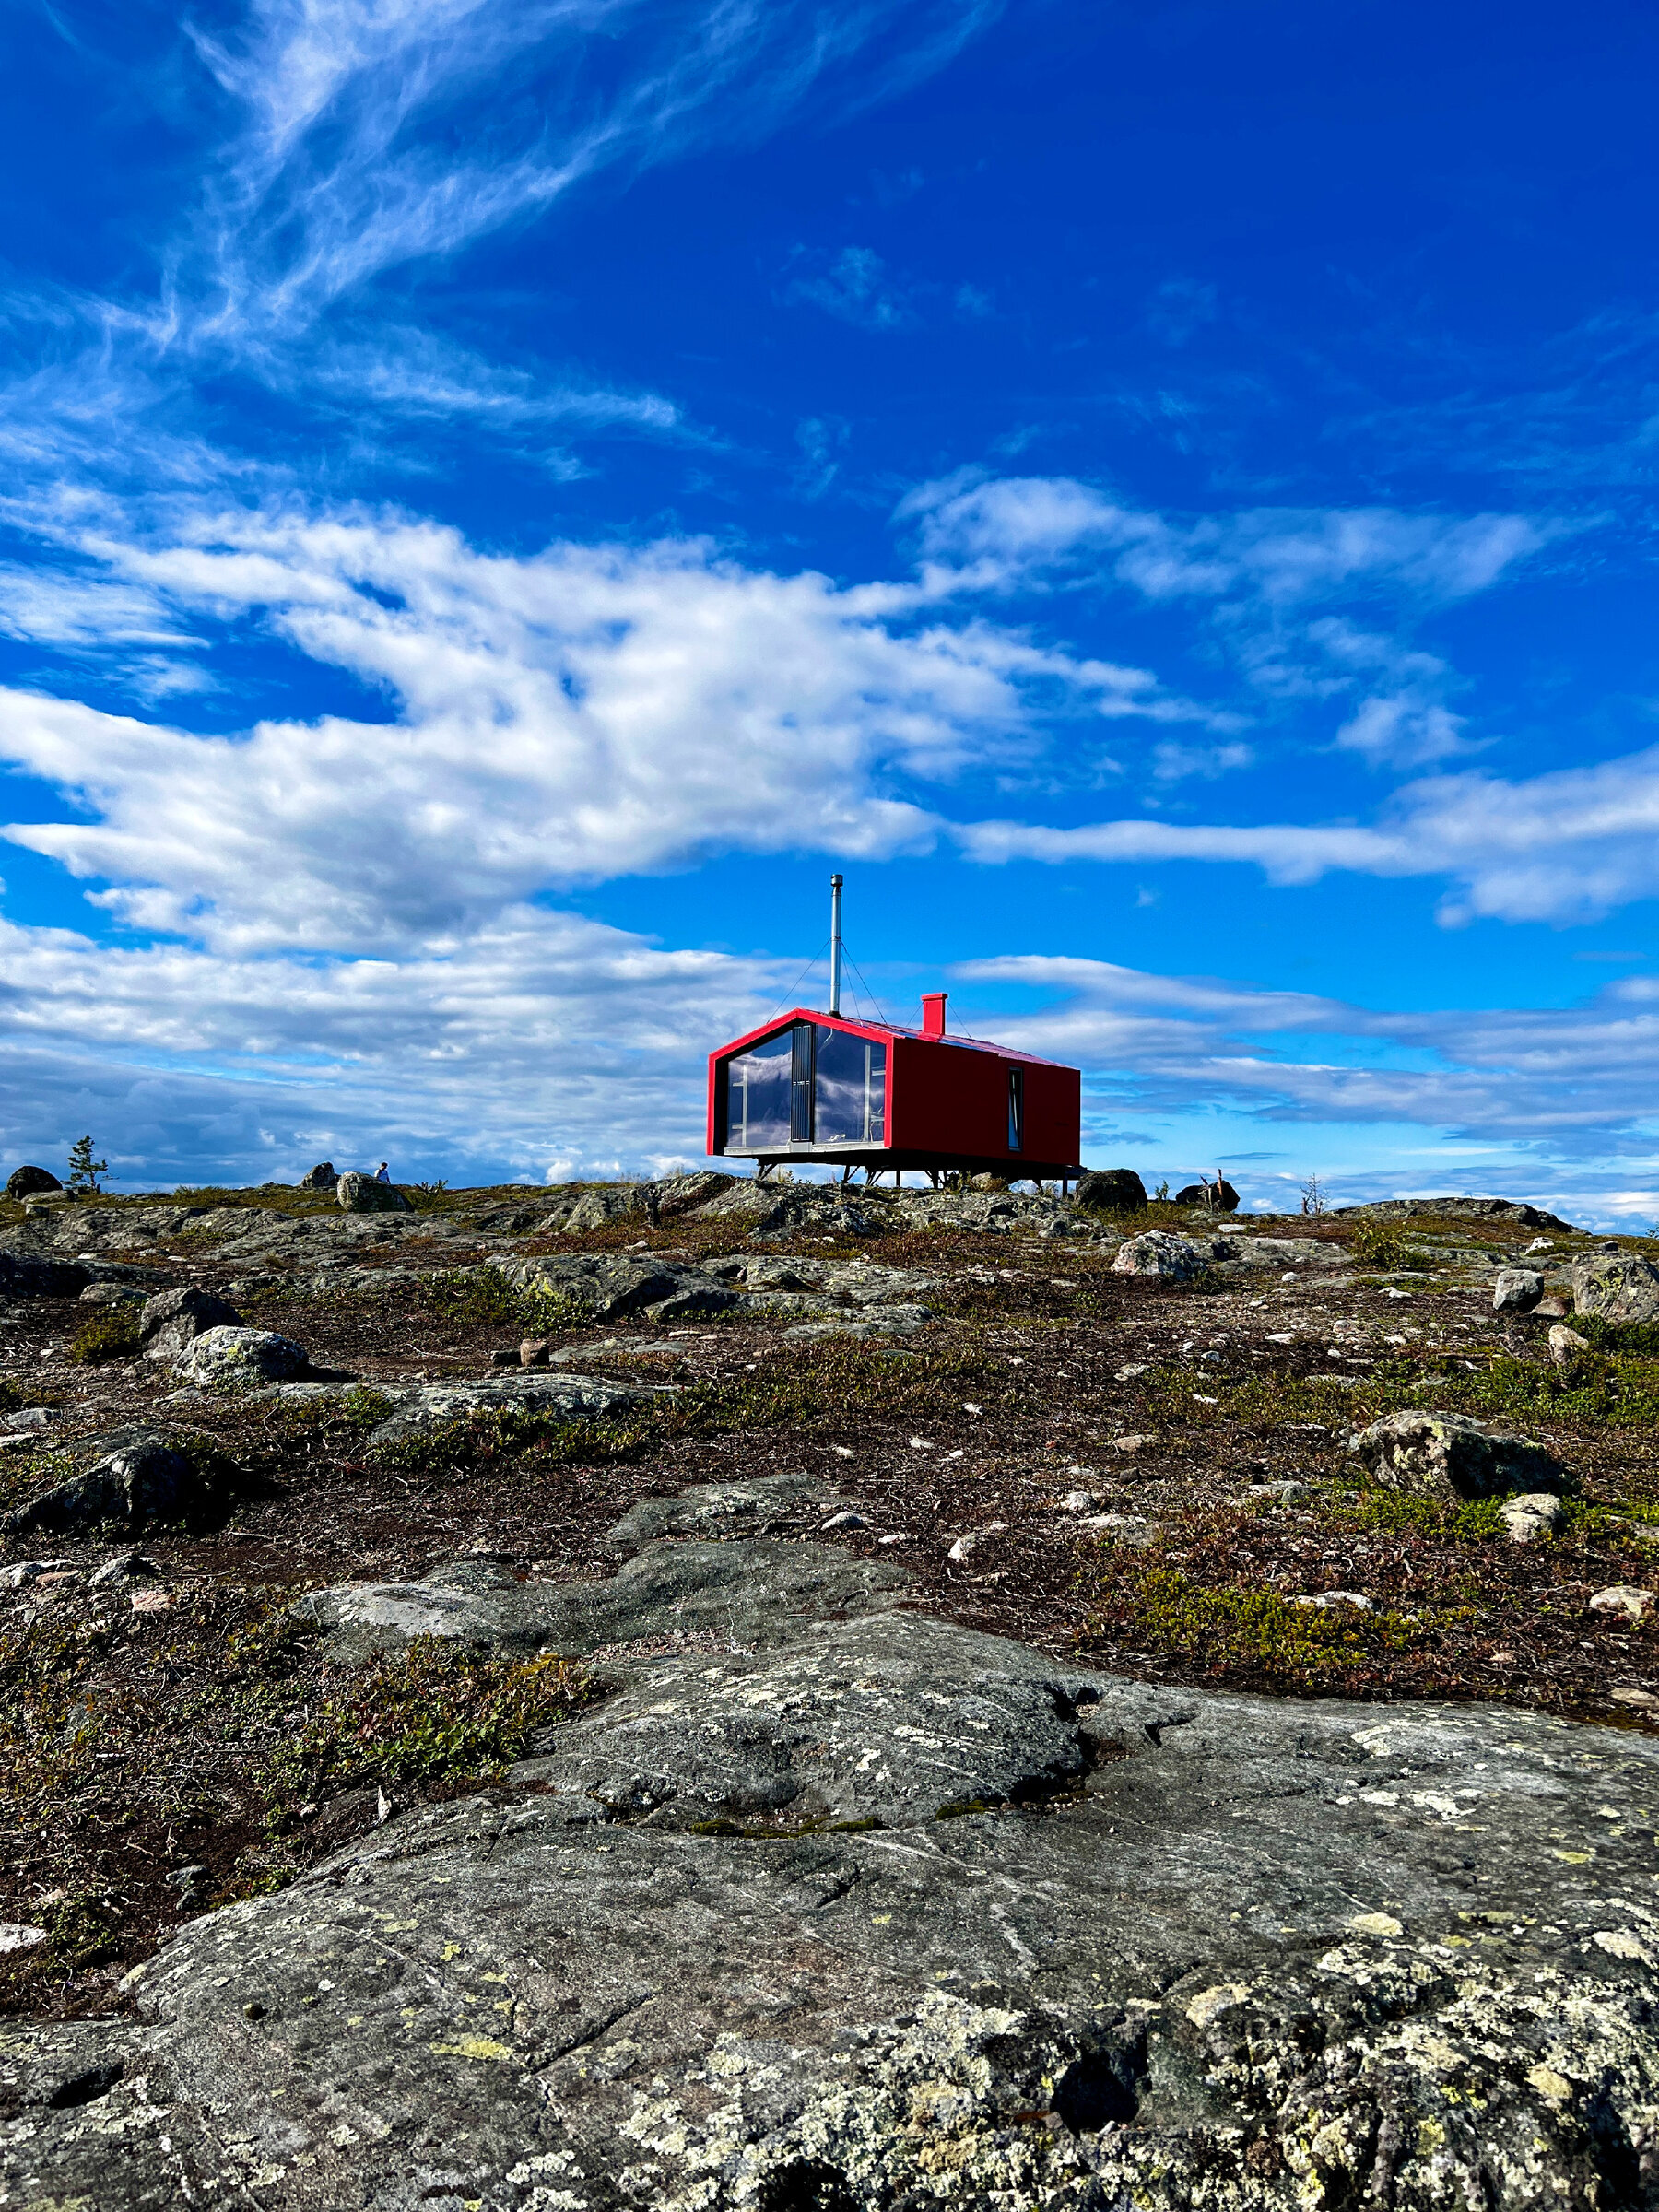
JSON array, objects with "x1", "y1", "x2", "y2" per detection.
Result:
[{"x1": 1, "y1": 1171, "x2": 1655, "y2": 2208}]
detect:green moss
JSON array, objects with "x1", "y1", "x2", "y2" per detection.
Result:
[
  {"x1": 259, "y1": 1640, "x2": 587, "y2": 1812},
  {"x1": 1107, "y1": 1563, "x2": 1425, "y2": 1680},
  {"x1": 418, "y1": 1266, "x2": 521, "y2": 1328}
]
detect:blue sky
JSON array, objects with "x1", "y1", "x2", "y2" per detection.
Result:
[{"x1": 3, "y1": 0, "x2": 1659, "y2": 1218}]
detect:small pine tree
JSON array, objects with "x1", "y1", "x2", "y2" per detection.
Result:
[{"x1": 65, "y1": 1135, "x2": 108, "y2": 1195}]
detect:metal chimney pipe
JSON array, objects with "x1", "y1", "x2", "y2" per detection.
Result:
[{"x1": 829, "y1": 874, "x2": 843, "y2": 1017}]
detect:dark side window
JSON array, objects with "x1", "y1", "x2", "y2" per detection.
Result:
[{"x1": 1007, "y1": 1068, "x2": 1024, "y2": 1152}]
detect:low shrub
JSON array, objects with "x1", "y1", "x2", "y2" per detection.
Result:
[{"x1": 67, "y1": 1308, "x2": 142, "y2": 1364}]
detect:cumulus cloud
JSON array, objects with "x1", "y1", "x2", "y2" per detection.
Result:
[
  {"x1": 0, "y1": 901, "x2": 779, "y2": 1187},
  {"x1": 1, "y1": 505, "x2": 1230, "y2": 952}
]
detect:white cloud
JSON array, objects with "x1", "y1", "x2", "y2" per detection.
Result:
[
  {"x1": 0, "y1": 901, "x2": 780, "y2": 1187},
  {"x1": 957, "y1": 953, "x2": 1659, "y2": 1163},
  {"x1": 187, "y1": 0, "x2": 1006, "y2": 349},
  {"x1": 955, "y1": 739, "x2": 1659, "y2": 922},
  {"x1": 3, "y1": 504, "x2": 1230, "y2": 951},
  {"x1": 902, "y1": 473, "x2": 1547, "y2": 606},
  {"x1": 897, "y1": 472, "x2": 1547, "y2": 772}
]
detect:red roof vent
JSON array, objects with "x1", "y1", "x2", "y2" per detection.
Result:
[{"x1": 921, "y1": 992, "x2": 947, "y2": 1039}]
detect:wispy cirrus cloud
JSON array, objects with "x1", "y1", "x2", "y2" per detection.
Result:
[
  {"x1": 0, "y1": 0, "x2": 1011, "y2": 502},
  {"x1": 961, "y1": 952, "x2": 1659, "y2": 1173},
  {"x1": 782, "y1": 246, "x2": 921, "y2": 331},
  {"x1": 899, "y1": 469, "x2": 1551, "y2": 773}
]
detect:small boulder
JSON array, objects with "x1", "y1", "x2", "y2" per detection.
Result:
[
  {"x1": 1589, "y1": 1585, "x2": 1656, "y2": 1622},
  {"x1": 1548, "y1": 1323, "x2": 1591, "y2": 1366},
  {"x1": 139, "y1": 1287, "x2": 242, "y2": 1361},
  {"x1": 6, "y1": 1165, "x2": 63, "y2": 1200},
  {"x1": 299, "y1": 1162, "x2": 338, "y2": 1192},
  {"x1": 336, "y1": 1171, "x2": 412, "y2": 1214},
  {"x1": 1174, "y1": 1179, "x2": 1240, "y2": 1211},
  {"x1": 1492, "y1": 1267, "x2": 1545, "y2": 1313},
  {"x1": 1570, "y1": 1252, "x2": 1659, "y2": 1325},
  {"x1": 1348, "y1": 1408, "x2": 1562, "y2": 1500},
  {"x1": 3, "y1": 1435, "x2": 237, "y2": 1535},
  {"x1": 1076, "y1": 1169, "x2": 1147, "y2": 1215},
  {"x1": 1500, "y1": 1492, "x2": 1564, "y2": 1545},
  {"x1": 173, "y1": 1325, "x2": 308, "y2": 1387},
  {"x1": 1111, "y1": 1231, "x2": 1202, "y2": 1281}
]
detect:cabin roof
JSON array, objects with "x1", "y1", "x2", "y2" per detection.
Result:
[{"x1": 712, "y1": 1007, "x2": 1074, "y2": 1073}]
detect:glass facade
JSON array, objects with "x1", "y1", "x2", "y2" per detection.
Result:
[
  {"x1": 724, "y1": 1029, "x2": 793, "y2": 1148},
  {"x1": 724, "y1": 1023, "x2": 887, "y2": 1150}
]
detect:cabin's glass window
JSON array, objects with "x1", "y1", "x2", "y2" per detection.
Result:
[
  {"x1": 814, "y1": 1029, "x2": 887, "y2": 1144},
  {"x1": 814, "y1": 1027, "x2": 866, "y2": 1143},
  {"x1": 725, "y1": 1024, "x2": 888, "y2": 1149},
  {"x1": 724, "y1": 1029, "x2": 793, "y2": 1148},
  {"x1": 1007, "y1": 1067, "x2": 1024, "y2": 1152}
]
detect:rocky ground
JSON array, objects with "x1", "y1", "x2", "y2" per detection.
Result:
[{"x1": 3, "y1": 1171, "x2": 1659, "y2": 2207}]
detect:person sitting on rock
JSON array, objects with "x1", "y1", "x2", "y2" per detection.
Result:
[{"x1": 374, "y1": 1160, "x2": 391, "y2": 1183}]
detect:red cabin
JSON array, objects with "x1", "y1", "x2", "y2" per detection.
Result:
[{"x1": 706, "y1": 993, "x2": 1081, "y2": 1183}]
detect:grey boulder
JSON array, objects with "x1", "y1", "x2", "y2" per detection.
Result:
[
  {"x1": 500, "y1": 1253, "x2": 738, "y2": 1325},
  {"x1": 513, "y1": 1609, "x2": 1095, "y2": 1828},
  {"x1": 138, "y1": 1285, "x2": 241, "y2": 1360},
  {"x1": 336, "y1": 1170, "x2": 412, "y2": 1213},
  {"x1": 1110, "y1": 1230, "x2": 1202, "y2": 1280},
  {"x1": 362, "y1": 1371, "x2": 650, "y2": 1451},
  {"x1": 298, "y1": 1160, "x2": 338, "y2": 1191},
  {"x1": 5, "y1": 1163, "x2": 63, "y2": 1199},
  {"x1": 172, "y1": 1324, "x2": 307, "y2": 1386},
  {"x1": 3, "y1": 1433, "x2": 237, "y2": 1535},
  {"x1": 606, "y1": 1471, "x2": 837, "y2": 1554},
  {"x1": 1570, "y1": 1250, "x2": 1659, "y2": 1324},
  {"x1": 1075, "y1": 1167, "x2": 1147, "y2": 1214},
  {"x1": 293, "y1": 1538, "x2": 909, "y2": 1664},
  {"x1": 1348, "y1": 1407, "x2": 1563, "y2": 1499},
  {"x1": 0, "y1": 1253, "x2": 89, "y2": 1300},
  {"x1": 1491, "y1": 1265, "x2": 1545, "y2": 1312},
  {"x1": 21, "y1": 1545, "x2": 1659, "y2": 2211}
]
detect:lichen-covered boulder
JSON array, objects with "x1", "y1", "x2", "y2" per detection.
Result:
[
  {"x1": 5, "y1": 1163, "x2": 62, "y2": 1199},
  {"x1": 138, "y1": 1286, "x2": 241, "y2": 1361},
  {"x1": 18, "y1": 1556, "x2": 1659, "y2": 2212},
  {"x1": 173, "y1": 1325, "x2": 307, "y2": 1387},
  {"x1": 1076, "y1": 1168, "x2": 1147, "y2": 1215},
  {"x1": 1110, "y1": 1230, "x2": 1202, "y2": 1280},
  {"x1": 1570, "y1": 1251, "x2": 1659, "y2": 1324},
  {"x1": 1349, "y1": 1407, "x2": 1563, "y2": 1500},
  {"x1": 335, "y1": 1171, "x2": 412, "y2": 1213}
]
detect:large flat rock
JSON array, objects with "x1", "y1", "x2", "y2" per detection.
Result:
[
  {"x1": 293, "y1": 1538, "x2": 912, "y2": 1661},
  {"x1": 9, "y1": 1544, "x2": 1659, "y2": 2209}
]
